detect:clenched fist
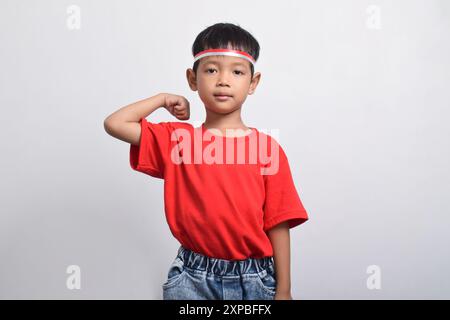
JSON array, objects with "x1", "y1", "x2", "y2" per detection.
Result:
[{"x1": 163, "y1": 94, "x2": 190, "y2": 120}]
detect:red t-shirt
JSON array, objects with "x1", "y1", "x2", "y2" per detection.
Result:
[{"x1": 130, "y1": 117, "x2": 309, "y2": 260}]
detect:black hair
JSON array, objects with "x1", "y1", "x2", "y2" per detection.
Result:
[{"x1": 192, "y1": 22, "x2": 260, "y2": 78}]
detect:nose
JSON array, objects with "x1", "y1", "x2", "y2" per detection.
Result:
[{"x1": 217, "y1": 73, "x2": 230, "y2": 87}]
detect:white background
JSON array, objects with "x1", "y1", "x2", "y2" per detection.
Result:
[{"x1": 1, "y1": 0, "x2": 449, "y2": 299}]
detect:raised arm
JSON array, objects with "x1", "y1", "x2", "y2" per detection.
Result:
[{"x1": 103, "y1": 93, "x2": 168, "y2": 146}]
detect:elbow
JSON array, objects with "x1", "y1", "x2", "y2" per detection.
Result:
[{"x1": 103, "y1": 117, "x2": 117, "y2": 136}]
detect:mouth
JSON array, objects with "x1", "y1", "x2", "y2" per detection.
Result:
[{"x1": 214, "y1": 94, "x2": 233, "y2": 101}]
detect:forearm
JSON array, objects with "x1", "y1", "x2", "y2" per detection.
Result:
[
  {"x1": 267, "y1": 221, "x2": 291, "y2": 293},
  {"x1": 104, "y1": 92, "x2": 167, "y2": 124}
]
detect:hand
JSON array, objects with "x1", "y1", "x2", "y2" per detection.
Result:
[
  {"x1": 163, "y1": 93, "x2": 190, "y2": 120},
  {"x1": 274, "y1": 290, "x2": 293, "y2": 300}
]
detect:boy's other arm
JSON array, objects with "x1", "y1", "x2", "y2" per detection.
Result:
[
  {"x1": 267, "y1": 222, "x2": 293, "y2": 300},
  {"x1": 103, "y1": 93, "x2": 167, "y2": 146}
]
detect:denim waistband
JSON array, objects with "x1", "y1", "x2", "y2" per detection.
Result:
[{"x1": 176, "y1": 245, "x2": 274, "y2": 276}]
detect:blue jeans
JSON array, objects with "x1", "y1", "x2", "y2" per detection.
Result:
[{"x1": 162, "y1": 245, "x2": 277, "y2": 300}]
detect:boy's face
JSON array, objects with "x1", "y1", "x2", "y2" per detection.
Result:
[{"x1": 186, "y1": 54, "x2": 261, "y2": 114}]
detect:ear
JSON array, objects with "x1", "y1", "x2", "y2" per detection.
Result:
[
  {"x1": 248, "y1": 72, "x2": 261, "y2": 95},
  {"x1": 186, "y1": 68, "x2": 198, "y2": 91}
]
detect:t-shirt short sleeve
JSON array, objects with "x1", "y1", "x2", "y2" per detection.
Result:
[
  {"x1": 129, "y1": 117, "x2": 173, "y2": 179},
  {"x1": 262, "y1": 141, "x2": 309, "y2": 232}
]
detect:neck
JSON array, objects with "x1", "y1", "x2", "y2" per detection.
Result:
[{"x1": 203, "y1": 107, "x2": 249, "y2": 132}]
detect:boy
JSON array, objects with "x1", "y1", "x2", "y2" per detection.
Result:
[{"x1": 104, "y1": 22, "x2": 309, "y2": 300}]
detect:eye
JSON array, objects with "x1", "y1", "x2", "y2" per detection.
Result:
[
  {"x1": 234, "y1": 70, "x2": 244, "y2": 75},
  {"x1": 206, "y1": 68, "x2": 216, "y2": 74}
]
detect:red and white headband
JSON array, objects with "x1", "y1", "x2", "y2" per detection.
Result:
[{"x1": 193, "y1": 49, "x2": 256, "y2": 66}]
